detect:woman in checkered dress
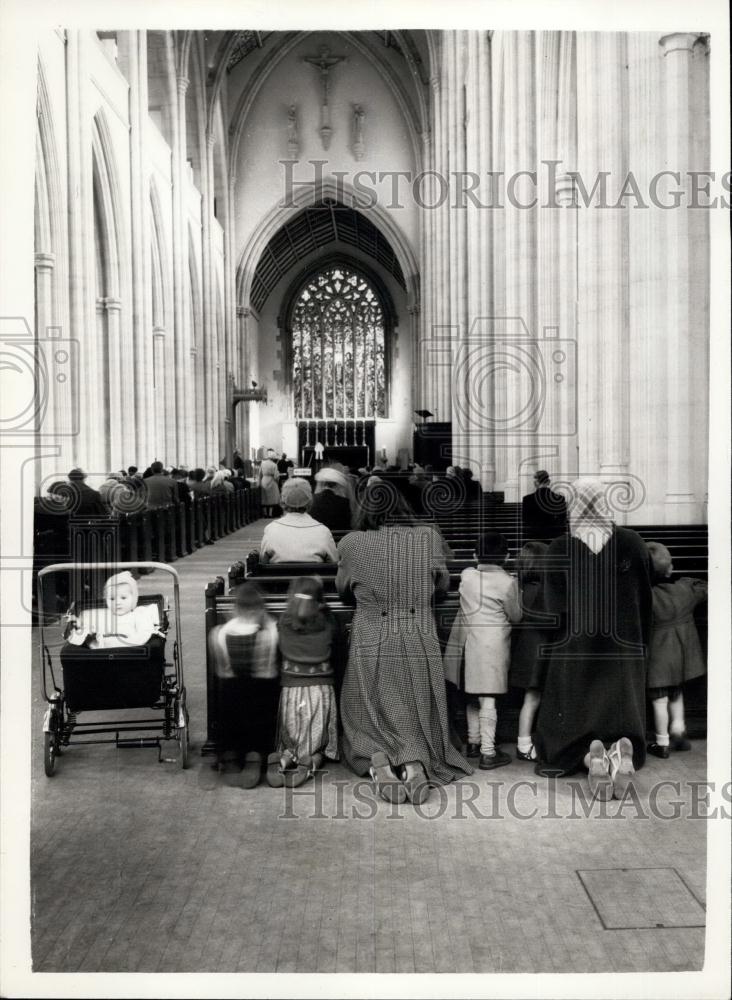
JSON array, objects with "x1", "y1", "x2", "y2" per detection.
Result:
[{"x1": 336, "y1": 478, "x2": 472, "y2": 794}]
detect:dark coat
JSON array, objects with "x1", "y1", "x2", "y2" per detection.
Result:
[
  {"x1": 521, "y1": 485, "x2": 567, "y2": 540},
  {"x1": 534, "y1": 527, "x2": 652, "y2": 773},
  {"x1": 144, "y1": 473, "x2": 178, "y2": 508},
  {"x1": 509, "y1": 578, "x2": 555, "y2": 691},
  {"x1": 647, "y1": 577, "x2": 707, "y2": 689},
  {"x1": 310, "y1": 489, "x2": 352, "y2": 532},
  {"x1": 71, "y1": 482, "x2": 107, "y2": 516}
]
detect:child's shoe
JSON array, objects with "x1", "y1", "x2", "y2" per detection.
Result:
[
  {"x1": 670, "y1": 732, "x2": 691, "y2": 752},
  {"x1": 587, "y1": 740, "x2": 613, "y2": 800},
  {"x1": 647, "y1": 742, "x2": 670, "y2": 759},
  {"x1": 465, "y1": 743, "x2": 481, "y2": 759},
  {"x1": 608, "y1": 737, "x2": 635, "y2": 799},
  {"x1": 479, "y1": 749, "x2": 511, "y2": 770},
  {"x1": 516, "y1": 744, "x2": 537, "y2": 762}
]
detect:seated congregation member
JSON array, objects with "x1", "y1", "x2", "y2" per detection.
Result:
[
  {"x1": 210, "y1": 469, "x2": 234, "y2": 494},
  {"x1": 99, "y1": 472, "x2": 123, "y2": 508},
  {"x1": 310, "y1": 465, "x2": 354, "y2": 532},
  {"x1": 267, "y1": 576, "x2": 339, "y2": 789},
  {"x1": 444, "y1": 531, "x2": 522, "y2": 770},
  {"x1": 645, "y1": 541, "x2": 708, "y2": 759},
  {"x1": 188, "y1": 468, "x2": 210, "y2": 497},
  {"x1": 521, "y1": 470, "x2": 567, "y2": 542},
  {"x1": 260, "y1": 478, "x2": 337, "y2": 564},
  {"x1": 337, "y1": 478, "x2": 472, "y2": 805},
  {"x1": 205, "y1": 582, "x2": 279, "y2": 789},
  {"x1": 67, "y1": 468, "x2": 106, "y2": 516},
  {"x1": 534, "y1": 478, "x2": 652, "y2": 797},
  {"x1": 258, "y1": 457, "x2": 280, "y2": 518},
  {"x1": 144, "y1": 461, "x2": 178, "y2": 508},
  {"x1": 65, "y1": 571, "x2": 163, "y2": 649},
  {"x1": 171, "y1": 468, "x2": 192, "y2": 506},
  {"x1": 509, "y1": 541, "x2": 554, "y2": 762}
]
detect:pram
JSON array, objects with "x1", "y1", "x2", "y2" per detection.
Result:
[{"x1": 38, "y1": 562, "x2": 189, "y2": 776}]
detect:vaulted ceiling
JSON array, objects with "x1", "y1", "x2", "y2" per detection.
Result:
[{"x1": 251, "y1": 200, "x2": 405, "y2": 313}]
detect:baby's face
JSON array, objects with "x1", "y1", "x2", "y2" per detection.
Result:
[{"x1": 107, "y1": 586, "x2": 135, "y2": 616}]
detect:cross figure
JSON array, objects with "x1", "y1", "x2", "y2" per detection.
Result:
[{"x1": 304, "y1": 46, "x2": 346, "y2": 150}]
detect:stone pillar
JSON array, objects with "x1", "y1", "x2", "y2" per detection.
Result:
[
  {"x1": 152, "y1": 325, "x2": 167, "y2": 445},
  {"x1": 172, "y1": 73, "x2": 191, "y2": 464},
  {"x1": 659, "y1": 32, "x2": 706, "y2": 521},
  {"x1": 66, "y1": 31, "x2": 100, "y2": 472},
  {"x1": 123, "y1": 30, "x2": 153, "y2": 464},
  {"x1": 576, "y1": 33, "x2": 629, "y2": 503},
  {"x1": 202, "y1": 129, "x2": 217, "y2": 463},
  {"x1": 498, "y1": 31, "x2": 537, "y2": 501},
  {"x1": 236, "y1": 306, "x2": 251, "y2": 456},
  {"x1": 34, "y1": 251, "x2": 56, "y2": 487},
  {"x1": 103, "y1": 296, "x2": 123, "y2": 465}
]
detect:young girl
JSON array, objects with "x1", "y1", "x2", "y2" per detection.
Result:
[
  {"x1": 269, "y1": 576, "x2": 339, "y2": 788},
  {"x1": 444, "y1": 531, "x2": 522, "y2": 769},
  {"x1": 509, "y1": 541, "x2": 553, "y2": 762},
  {"x1": 645, "y1": 542, "x2": 708, "y2": 758},
  {"x1": 66, "y1": 571, "x2": 162, "y2": 649},
  {"x1": 207, "y1": 582, "x2": 279, "y2": 789}
]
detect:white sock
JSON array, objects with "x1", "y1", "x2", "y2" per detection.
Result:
[
  {"x1": 655, "y1": 733, "x2": 670, "y2": 747},
  {"x1": 517, "y1": 737, "x2": 533, "y2": 753},
  {"x1": 478, "y1": 698, "x2": 497, "y2": 756}
]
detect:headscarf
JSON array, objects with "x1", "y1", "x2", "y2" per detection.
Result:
[
  {"x1": 103, "y1": 570, "x2": 139, "y2": 609},
  {"x1": 314, "y1": 464, "x2": 356, "y2": 518},
  {"x1": 211, "y1": 470, "x2": 228, "y2": 490},
  {"x1": 568, "y1": 477, "x2": 614, "y2": 553}
]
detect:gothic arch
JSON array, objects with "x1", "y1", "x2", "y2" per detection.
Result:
[
  {"x1": 236, "y1": 178, "x2": 420, "y2": 316},
  {"x1": 91, "y1": 110, "x2": 124, "y2": 298}
]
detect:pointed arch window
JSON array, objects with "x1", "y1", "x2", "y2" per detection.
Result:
[{"x1": 291, "y1": 264, "x2": 386, "y2": 420}]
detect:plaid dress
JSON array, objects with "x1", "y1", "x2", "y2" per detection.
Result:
[{"x1": 336, "y1": 525, "x2": 472, "y2": 784}]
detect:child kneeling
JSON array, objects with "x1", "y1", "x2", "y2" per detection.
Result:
[
  {"x1": 268, "y1": 576, "x2": 339, "y2": 787},
  {"x1": 444, "y1": 531, "x2": 522, "y2": 769}
]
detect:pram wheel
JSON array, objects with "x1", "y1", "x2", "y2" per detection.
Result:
[{"x1": 44, "y1": 730, "x2": 57, "y2": 777}]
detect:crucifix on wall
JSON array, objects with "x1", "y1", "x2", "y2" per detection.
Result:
[{"x1": 304, "y1": 45, "x2": 346, "y2": 150}]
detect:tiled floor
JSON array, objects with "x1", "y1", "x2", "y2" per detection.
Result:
[{"x1": 30, "y1": 522, "x2": 707, "y2": 973}]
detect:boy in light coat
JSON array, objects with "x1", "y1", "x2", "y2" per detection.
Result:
[{"x1": 444, "y1": 531, "x2": 522, "y2": 769}]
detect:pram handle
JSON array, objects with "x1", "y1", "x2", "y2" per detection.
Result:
[{"x1": 38, "y1": 561, "x2": 180, "y2": 581}]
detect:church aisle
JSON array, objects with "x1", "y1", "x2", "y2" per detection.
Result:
[{"x1": 30, "y1": 523, "x2": 706, "y2": 974}]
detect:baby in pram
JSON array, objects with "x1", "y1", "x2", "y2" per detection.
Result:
[{"x1": 65, "y1": 571, "x2": 164, "y2": 649}]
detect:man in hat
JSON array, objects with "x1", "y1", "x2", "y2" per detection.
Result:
[
  {"x1": 310, "y1": 466, "x2": 353, "y2": 531},
  {"x1": 260, "y1": 477, "x2": 337, "y2": 564}
]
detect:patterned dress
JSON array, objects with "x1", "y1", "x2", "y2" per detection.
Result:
[{"x1": 336, "y1": 524, "x2": 473, "y2": 783}]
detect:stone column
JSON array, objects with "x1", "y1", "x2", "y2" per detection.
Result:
[
  {"x1": 659, "y1": 32, "x2": 706, "y2": 521},
  {"x1": 66, "y1": 31, "x2": 100, "y2": 472},
  {"x1": 498, "y1": 31, "x2": 537, "y2": 501},
  {"x1": 236, "y1": 305, "x2": 251, "y2": 457},
  {"x1": 34, "y1": 251, "x2": 56, "y2": 487},
  {"x1": 103, "y1": 296, "x2": 123, "y2": 465},
  {"x1": 172, "y1": 73, "x2": 191, "y2": 464},
  {"x1": 202, "y1": 129, "x2": 217, "y2": 462},
  {"x1": 152, "y1": 325, "x2": 167, "y2": 446},
  {"x1": 576, "y1": 32, "x2": 629, "y2": 504}
]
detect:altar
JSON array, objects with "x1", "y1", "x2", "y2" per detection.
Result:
[{"x1": 297, "y1": 419, "x2": 375, "y2": 471}]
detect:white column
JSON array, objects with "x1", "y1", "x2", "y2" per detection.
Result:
[
  {"x1": 104, "y1": 296, "x2": 123, "y2": 465},
  {"x1": 202, "y1": 129, "x2": 217, "y2": 462},
  {"x1": 67, "y1": 31, "x2": 101, "y2": 472},
  {"x1": 659, "y1": 32, "x2": 706, "y2": 521},
  {"x1": 172, "y1": 73, "x2": 192, "y2": 464},
  {"x1": 152, "y1": 325, "x2": 167, "y2": 453},
  {"x1": 236, "y1": 305, "x2": 251, "y2": 456},
  {"x1": 576, "y1": 32, "x2": 629, "y2": 499}
]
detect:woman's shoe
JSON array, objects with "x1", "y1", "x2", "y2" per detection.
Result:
[
  {"x1": 670, "y1": 732, "x2": 692, "y2": 752},
  {"x1": 238, "y1": 751, "x2": 263, "y2": 789},
  {"x1": 283, "y1": 758, "x2": 312, "y2": 787},
  {"x1": 647, "y1": 742, "x2": 670, "y2": 760},
  {"x1": 400, "y1": 761, "x2": 431, "y2": 805},
  {"x1": 587, "y1": 740, "x2": 613, "y2": 800},
  {"x1": 370, "y1": 751, "x2": 407, "y2": 803},
  {"x1": 607, "y1": 738, "x2": 635, "y2": 799},
  {"x1": 479, "y1": 749, "x2": 512, "y2": 770},
  {"x1": 516, "y1": 745, "x2": 537, "y2": 762}
]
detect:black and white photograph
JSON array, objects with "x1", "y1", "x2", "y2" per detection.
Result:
[{"x1": 0, "y1": 1, "x2": 730, "y2": 997}]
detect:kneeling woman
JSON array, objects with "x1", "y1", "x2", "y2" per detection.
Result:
[{"x1": 336, "y1": 478, "x2": 472, "y2": 803}]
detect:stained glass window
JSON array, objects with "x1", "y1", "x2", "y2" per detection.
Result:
[{"x1": 291, "y1": 265, "x2": 386, "y2": 419}]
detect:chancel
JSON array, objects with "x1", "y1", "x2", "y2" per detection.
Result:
[{"x1": 22, "y1": 24, "x2": 719, "y2": 982}]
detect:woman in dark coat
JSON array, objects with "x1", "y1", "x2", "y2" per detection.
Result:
[
  {"x1": 336, "y1": 478, "x2": 472, "y2": 803},
  {"x1": 534, "y1": 478, "x2": 653, "y2": 781}
]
